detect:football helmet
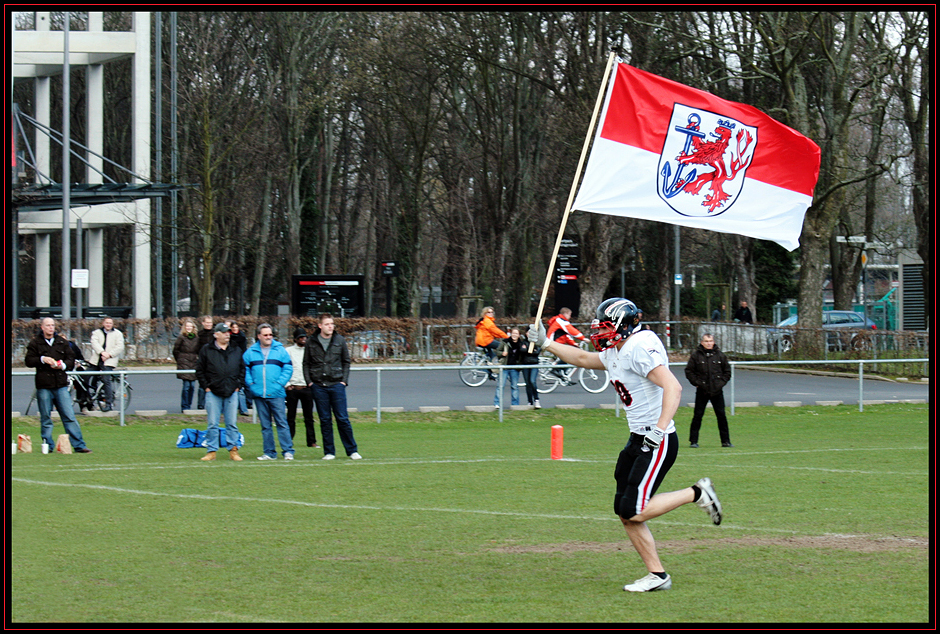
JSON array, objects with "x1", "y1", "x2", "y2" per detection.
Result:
[{"x1": 589, "y1": 298, "x2": 642, "y2": 351}]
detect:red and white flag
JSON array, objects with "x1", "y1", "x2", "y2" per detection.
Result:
[{"x1": 572, "y1": 63, "x2": 820, "y2": 251}]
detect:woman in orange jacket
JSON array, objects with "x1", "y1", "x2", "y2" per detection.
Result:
[{"x1": 474, "y1": 306, "x2": 508, "y2": 380}]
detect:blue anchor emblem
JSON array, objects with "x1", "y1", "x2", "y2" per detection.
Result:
[{"x1": 661, "y1": 113, "x2": 706, "y2": 199}]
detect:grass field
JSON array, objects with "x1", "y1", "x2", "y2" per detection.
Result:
[{"x1": 9, "y1": 403, "x2": 930, "y2": 626}]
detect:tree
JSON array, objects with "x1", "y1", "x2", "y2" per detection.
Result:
[
  {"x1": 174, "y1": 12, "x2": 273, "y2": 315},
  {"x1": 250, "y1": 12, "x2": 344, "y2": 281}
]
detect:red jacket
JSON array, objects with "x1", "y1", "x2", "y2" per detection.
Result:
[{"x1": 547, "y1": 314, "x2": 585, "y2": 347}]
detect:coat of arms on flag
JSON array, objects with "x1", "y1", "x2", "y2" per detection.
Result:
[
  {"x1": 572, "y1": 61, "x2": 820, "y2": 252},
  {"x1": 658, "y1": 105, "x2": 758, "y2": 217}
]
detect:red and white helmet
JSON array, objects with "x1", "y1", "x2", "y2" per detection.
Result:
[{"x1": 589, "y1": 298, "x2": 642, "y2": 351}]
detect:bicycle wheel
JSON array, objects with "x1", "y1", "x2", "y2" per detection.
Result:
[
  {"x1": 578, "y1": 367, "x2": 610, "y2": 393},
  {"x1": 459, "y1": 353, "x2": 489, "y2": 387},
  {"x1": 112, "y1": 377, "x2": 132, "y2": 412},
  {"x1": 93, "y1": 376, "x2": 131, "y2": 413},
  {"x1": 536, "y1": 357, "x2": 560, "y2": 394}
]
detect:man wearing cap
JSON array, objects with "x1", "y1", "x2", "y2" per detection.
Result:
[
  {"x1": 194, "y1": 322, "x2": 245, "y2": 462},
  {"x1": 285, "y1": 328, "x2": 318, "y2": 448}
]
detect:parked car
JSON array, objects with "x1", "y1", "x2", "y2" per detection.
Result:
[{"x1": 767, "y1": 310, "x2": 878, "y2": 353}]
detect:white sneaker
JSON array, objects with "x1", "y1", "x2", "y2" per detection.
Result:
[
  {"x1": 623, "y1": 572, "x2": 672, "y2": 592},
  {"x1": 695, "y1": 477, "x2": 723, "y2": 525},
  {"x1": 257, "y1": 454, "x2": 276, "y2": 461},
  {"x1": 284, "y1": 453, "x2": 294, "y2": 461},
  {"x1": 350, "y1": 452, "x2": 362, "y2": 460},
  {"x1": 322, "y1": 454, "x2": 335, "y2": 460},
  {"x1": 534, "y1": 400, "x2": 541, "y2": 409}
]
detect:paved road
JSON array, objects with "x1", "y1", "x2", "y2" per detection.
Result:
[{"x1": 11, "y1": 364, "x2": 929, "y2": 416}]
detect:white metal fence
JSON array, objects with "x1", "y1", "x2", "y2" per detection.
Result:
[{"x1": 12, "y1": 357, "x2": 929, "y2": 425}]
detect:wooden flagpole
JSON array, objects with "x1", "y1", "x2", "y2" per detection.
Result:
[{"x1": 530, "y1": 52, "x2": 618, "y2": 350}]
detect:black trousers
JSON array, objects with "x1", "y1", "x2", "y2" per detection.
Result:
[
  {"x1": 689, "y1": 388, "x2": 731, "y2": 445},
  {"x1": 286, "y1": 386, "x2": 317, "y2": 446}
]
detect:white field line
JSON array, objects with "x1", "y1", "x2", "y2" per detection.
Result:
[
  {"x1": 3, "y1": 475, "x2": 846, "y2": 535},
  {"x1": 9, "y1": 445, "x2": 928, "y2": 477},
  {"x1": 11, "y1": 445, "x2": 928, "y2": 539},
  {"x1": 10, "y1": 475, "x2": 925, "y2": 543}
]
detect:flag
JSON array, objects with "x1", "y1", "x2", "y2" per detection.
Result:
[{"x1": 572, "y1": 63, "x2": 820, "y2": 251}]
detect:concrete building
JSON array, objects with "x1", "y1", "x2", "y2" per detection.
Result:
[{"x1": 11, "y1": 11, "x2": 152, "y2": 319}]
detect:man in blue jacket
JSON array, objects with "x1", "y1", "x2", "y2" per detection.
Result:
[{"x1": 244, "y1": 323, "x2": 295, "y2": 461}]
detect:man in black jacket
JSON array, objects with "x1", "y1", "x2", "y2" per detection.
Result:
[
  {"x1": 195, "y1": 315, "x2": 215, "y2": 410},
  {"x1": 684, "y1": 333, "x2": 733, "y2": 448},
  {"x1": 733, "y1": 301, "x2": 753, "y2": 324},
  {"x1": 194, "y1": 322, "x2": 245, "y2": 462},
  {"x1": 303, "y1": 314, "x2": 361, "y2": 461},
  {"x1": 24, "y1": 318, "x2": 91, "y2": 453}
]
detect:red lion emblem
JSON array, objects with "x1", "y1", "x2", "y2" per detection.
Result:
[{"x1": 675, "y1": 125, "x2": 754, "y2": 213}]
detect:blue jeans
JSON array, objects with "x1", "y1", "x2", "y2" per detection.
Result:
[
  {"x1": 204, "y1": 391, "x2": 239, "y2": 453},
  {"x1": 180, "y1": 379, "x2": 195, "y2": 412},
  {"x1": 93, "y1": 364, "x2": 114, "y2": 407},
  {"x1": 238, "y1": 388, "x2": 252, "y2": 415},
  {"x1": 255, "y1": 395, "x2": 293, "y2": 458},
  {"x1": 522, "y1": 366, "x2": 539, "y2": 405},
  {"x1": 311, "y1": 383, "x2": 358, "y2": 456},
  {"x1": 197, "y1": 386, "x2": 206, "y2": 410},
  {"x1": 37, "y1": 386, "x2": 87, "y2": 450},
  {"x1": 494, "y1": 367, "x2": 520, "y2": 406}
]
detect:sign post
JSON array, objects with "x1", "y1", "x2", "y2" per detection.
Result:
[{"x1": 380, "y1": 261, "x2": 399, "y2": 317}]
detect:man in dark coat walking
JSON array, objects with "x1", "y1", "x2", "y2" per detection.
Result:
[{"x1": 684, "y1": 333, "x2": 733, "y2": 448}]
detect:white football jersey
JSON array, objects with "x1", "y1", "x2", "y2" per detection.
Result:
[{"x1": 599, "y1": 329, "x2": 676, "y2": 435}]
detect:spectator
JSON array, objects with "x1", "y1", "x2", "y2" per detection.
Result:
[
  {"x1": 194, "y1": 322, "x2": 244, "y2": 462},
  {"x1": 245, "y1": 323, "x2": 294, "y2": 461},
  {"x1": 88, "y1": 317, "x2": 125, "y2": 412},
  {"x1": 684, "y1": 333, "x2": 733, "y2": 448},
  {"x1": 285, "y1": 328, "x2": 318, "y2": 448},
  {"x1": 494, "y1": 328, "x2": 525, "y2": 408},
  {"x1": 172, "y1": 318, "x2": 201, "y2": 412},
  {"x1": 24, "y1": 318, "x2": 91, "y2": 453},
  {"x1": 227, "y1": 320, "x2": 251, "y2": 415},
  {"x1": 475, "y1": 306, "x2": 508, "y2": 380},
  {"x1": 733, "y1": 301, "x2": 753, "y2": 324},
  {"x1": 546, "y1": 307, "x2": 587, "y2": 381},
  {"x1": 519, "y1": 329, "x2": 542, "y2": 409},
  {"x1": 711, "y1": 303, "x2": 725, "y2": 322},
  {"x1": 304, "y1": 314, "x2": 361, "y2": 461},
  {"x1": 196, "y1": 315, "x2": 215, "y2": 410},
  {"x1": 547, "y1": 307, "x2": 587, "y2": 346}
]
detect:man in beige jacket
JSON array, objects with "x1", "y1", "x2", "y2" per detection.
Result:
[{"x1": 89, "y1": 317, "x2": 125, "y2": 412}]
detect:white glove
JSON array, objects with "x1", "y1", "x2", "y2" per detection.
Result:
[
  {"x1": 527, "y1": 322, "x2": 547, "y2": 348},
  {"x1": 642, "y1": 428, "x2": 665, "y2": 452}
]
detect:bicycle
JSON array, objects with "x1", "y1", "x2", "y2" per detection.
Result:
[
  {"x1": 459, "y1": 348, "x2": 547, "y2": 391},
  {"x1": 459, "y1": 344, "x2": 608, "y2": 395},
  {"x1": 536, "y1": 341, "x2": 610, "y2": 394},
  {"x1": 24, "y1": 362, "x2": 133, "y2": 415}
]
